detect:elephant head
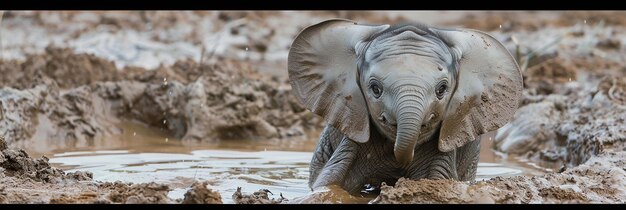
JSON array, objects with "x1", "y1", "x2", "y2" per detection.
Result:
[{"x1": 288, "y1": 19, "x2": 522, "y2": 165}]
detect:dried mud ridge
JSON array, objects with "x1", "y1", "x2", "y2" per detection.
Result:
[{"x1": 0, "y1": 47, "x2": 322, "y2": 153}]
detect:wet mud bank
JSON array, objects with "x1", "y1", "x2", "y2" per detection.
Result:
[
  {"x1": 0, "y1": 47, "x2": 322, "y2": 154},
  {"x1": 0, "y1": 136, "x2": 223, "y2": 204}
]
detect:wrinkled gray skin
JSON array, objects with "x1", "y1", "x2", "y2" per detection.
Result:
[{"x1": 288, "y1": 19, "x2": 522, "y2": 195}]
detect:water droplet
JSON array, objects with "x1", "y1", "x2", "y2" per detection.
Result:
[
  {"x1": 163, "y1": 119, "x2": 167, "y2": 124},
  {"x1": 133, "y1": 132, "x2": 136, "y2": 136},
  {"x1": 511, "y1": 35, "x2": 519, "y2": 45},
  {"x1": 245, "y1": 47, "x2": 249, "y2": 51},
  {"x1": 165, "y1": 138, "x2": 169, "y2": 142},
  {"x1": 499, "y1": 24, "x2": 502, "y2": 29}
]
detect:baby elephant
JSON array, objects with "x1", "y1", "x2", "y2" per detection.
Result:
[{"x1": 287, "y1": 19, "x2": 522, "y2": 195}]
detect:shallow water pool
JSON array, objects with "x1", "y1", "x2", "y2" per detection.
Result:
[{"x1": 44, "y1": 121, "x2": 549, "y2": 203}]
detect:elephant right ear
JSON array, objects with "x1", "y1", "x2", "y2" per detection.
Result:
[{"x1": 288, "y1": 19, "x2": 389, "y2": 143}]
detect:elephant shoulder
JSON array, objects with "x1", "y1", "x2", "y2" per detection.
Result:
[{"x1": 321, "y1": 125, "x2": 349, "y2": 149}]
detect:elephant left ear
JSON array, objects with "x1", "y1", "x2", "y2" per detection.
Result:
[{"x1": 432, "y1": 28, "x2": 523, "y2": 152}]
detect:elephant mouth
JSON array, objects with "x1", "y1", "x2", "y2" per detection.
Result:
[
  {"x1": 418, "y1": 122, "x2": 440, "y2": 140},
  {"x1": 377, "y1": 119, "x2": 397, "y2": 139},
  {"x1": 378, "y1": 120, "x2": 440, "y2": 146}
]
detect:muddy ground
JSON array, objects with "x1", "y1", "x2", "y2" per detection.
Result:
[{"x1": 1, "y1": 11, "x2": 626, "y2": 204}]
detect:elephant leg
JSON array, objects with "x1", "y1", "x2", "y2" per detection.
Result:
[
  {"x1": 309, "y1": 126, "x2": 339, "y2": 189},
  {"x1": 427, "y1": 148, "x2": 458, "y2": 180},
  {"x1": 311, "y1": 135, "x2": 358, "y2": 191},
  {"x1": 455, "y1": 138, "x2": 481, "y2": 181},
  {"x1": 406, "y1": 139, "x2": 458, "y2": 180}
]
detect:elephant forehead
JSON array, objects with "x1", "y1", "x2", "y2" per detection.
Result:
[
  {"x1": 364, "y1": 30, "x2": 452, "y2": 67},
  {"x1": 370, "y1": 56, "x2": 443, "y2": 78}
]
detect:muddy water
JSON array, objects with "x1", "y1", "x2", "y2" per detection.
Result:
[{"x1": 41, "y1": 121, "x2": 548, "y2": 204}]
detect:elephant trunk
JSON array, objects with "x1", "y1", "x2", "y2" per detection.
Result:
[{"x1": 394, "y1": 87, "x2": 426, "y2": 165}]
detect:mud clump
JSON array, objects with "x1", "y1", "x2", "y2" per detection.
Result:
[
  {"x1": 232, "y1": 187, "x2": 286, "y2": 204},
  {"x1": 0, "y1": 136, "x2": 93, "y2": 203},
  {"x1": 598, "y1": 77, "x2": 626, "y2": 107},
  {"x1": 0, "y1": 84, "x2": 119, "y2": 153},
  {"x1": 0, "y1": 138, "x2": 73, "y2": 183},
  {"x1": 182, "y1": 181, "x2": 223, "y2": 204},
  {"x1": 371, "y1": 179, "x2": 469, "y2": 204},
  {"x1": 373, "y1": 151, "x2": 626, "y2": 204},
  {"x1": 523, "y1": 58, "x2": 578, "y2": 95},
  {"x1": 100, "y1": 182, "x2": 173, "y2": 204},
  {"x1": 539, "y1": 187, "x2": 588, "y2": 203},
  {"x1": 49, "y1": 191, "x2": 110, "y2": 204}
]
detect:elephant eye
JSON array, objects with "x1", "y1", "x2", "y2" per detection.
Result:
[
  {"x1": 370, "y1": 80, "x2": 383, "y2": 98},
  {"x1": 436, "y1": 81, "x2": 447, "y2": 99}
]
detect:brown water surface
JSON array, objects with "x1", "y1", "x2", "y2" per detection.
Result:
[{"x1": 41, "y1": 121, "x2": 548, "y2": 204}]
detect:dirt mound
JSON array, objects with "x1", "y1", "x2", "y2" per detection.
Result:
[
  {"x1": 232, "y1": 187, "x2": 287, "y2": 204},
  {"x1": 1, "y1": 136, "x2": 91, "y2": 203},
  {"x1": 182, "y1": 181, "x2": 222, "y2": 204},
  {"x1": 0, "y1": 47, "x2": 121, "y2": 90},
  {"x1": 100, "y1": 182, "x2": 173, "y2": 204},
  {"x1": 0, "y1": 137, "x2": 87, "y2": 184},
  {"x1": 0, "y1": 84, "x2": 119, "y2": 153},
  {"x1": 372, "y1": 151, "x2": 626, "y2": 204},
  {"x1": 524, "y1": 58, "x2": 578, "y2": 95},
  {"x1": 496, "y1": 74, "x2": 626, "y2": 169}
]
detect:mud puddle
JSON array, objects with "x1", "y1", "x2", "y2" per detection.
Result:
[{"x1": 29, "y1": 121, "x2": 548, "y2": 204}]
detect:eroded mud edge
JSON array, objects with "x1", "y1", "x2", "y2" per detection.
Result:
[{"x1": 0, "y1": 47, "x2": 323, "y2": 154}]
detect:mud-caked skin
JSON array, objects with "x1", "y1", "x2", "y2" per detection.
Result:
[
  {"x1": 287, "y1": 19, "x2": 522, "y2": 195},
  {"x1": 310, "y1": 126, "x2": 481, "y2": 194}
]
